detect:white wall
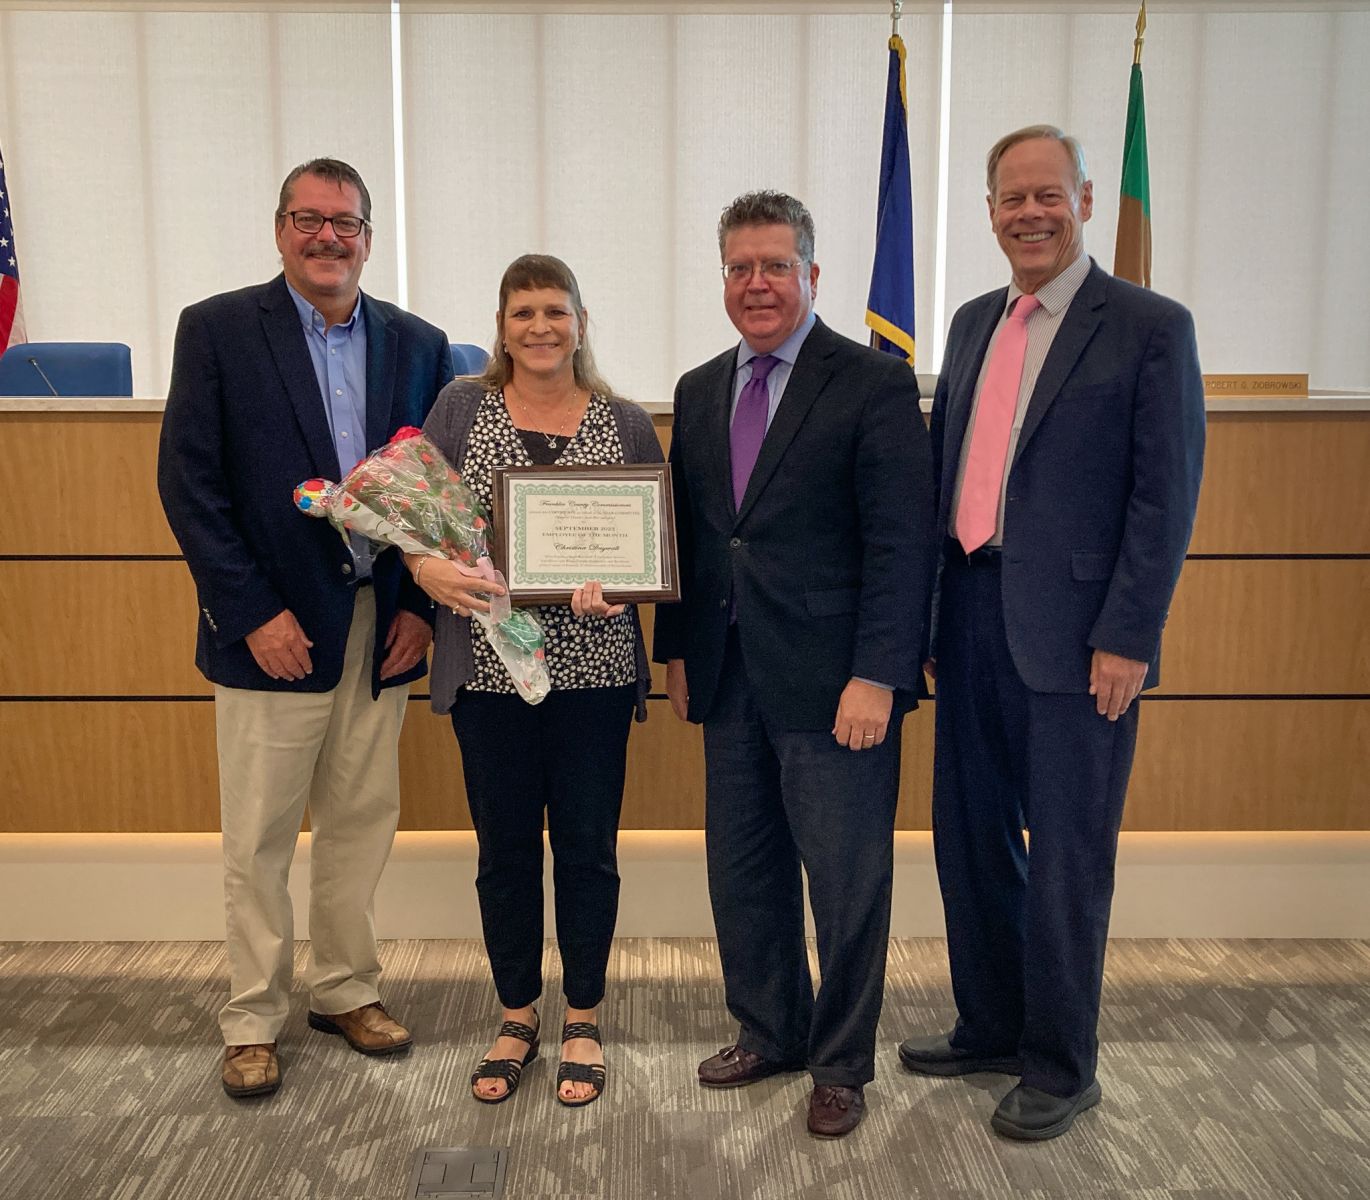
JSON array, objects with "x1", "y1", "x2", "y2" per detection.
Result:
[{"x1": 1, "y1": 2, "x2": 1367, "y2": 399}]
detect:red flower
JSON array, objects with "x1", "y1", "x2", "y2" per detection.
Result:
[{"x1": 390, "y1": 426, "x2": 424, "y2": 443}]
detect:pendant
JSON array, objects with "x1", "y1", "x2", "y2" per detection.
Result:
[{"x1": 544, "y1": 433, "x2": 559, "y2": 448}]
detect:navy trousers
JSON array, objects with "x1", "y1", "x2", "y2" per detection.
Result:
[
  {"x1": 451, "y1": 684, "x2": 635, "y2": 1011},
  {"x1": 703, "y1": 629, "x2": 903, "y2": 1088},
  {"x1": 933, "y1": 552, "x2": 1139, "y2": 1098}
]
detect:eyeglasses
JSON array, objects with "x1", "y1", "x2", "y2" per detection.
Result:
[
  {"x1": 281, "y1": 210, "x2": 370, "y2": 239},
  {"x1": 721, "y1": 259, "x2": 803, "y2": 284}
]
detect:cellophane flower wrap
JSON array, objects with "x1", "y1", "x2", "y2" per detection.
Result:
[{"x1": 294, "y1": 427, "x2": 550, "y2": 704}]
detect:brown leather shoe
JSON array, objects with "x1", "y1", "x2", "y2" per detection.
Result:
[
  {"x1": 807, "y1": 1084, "x2": 866, "y2": 1137},
  {"x1": 698, "y1": 1044, "x2": 803, "y2": 1089},
  {"x1": 221, "y1": 1042, "x2": 280, "y2": 1098},
  {"x1": 308, "y1": 1002, "x2": 412, "y2": 1056}
]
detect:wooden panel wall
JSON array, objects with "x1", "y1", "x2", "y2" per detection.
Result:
[{"x1": 2, "y1": 409, "x2": 1366, "y2": 832}]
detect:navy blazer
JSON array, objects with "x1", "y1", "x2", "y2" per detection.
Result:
[
  {"x1": 930, "y1": 261, "x2": 1205, "y2": 693},
  {"x1": 654, "y1": 318, "x2": 937, "y2": 731},
  {"x1": 157, "y1": 274, "x2": 453, "y2": 695}
]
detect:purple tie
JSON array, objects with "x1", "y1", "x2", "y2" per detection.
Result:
[{"x1": 730, "y1": 354, "x2": 780, "y2": 508}]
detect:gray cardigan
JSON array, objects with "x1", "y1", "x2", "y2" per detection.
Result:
[{"x1": 421, "y1": 378, "x2": 664, "y2": 721}]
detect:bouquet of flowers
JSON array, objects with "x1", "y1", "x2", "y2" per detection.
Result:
[{"x1": 294, "y1": 427, "x2": 550, "y2": 704}]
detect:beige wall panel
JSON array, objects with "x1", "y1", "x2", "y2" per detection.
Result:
[
  {"x1": 1125, "y1": 700, "x2": 1369, "y2": 830},
  {"x1": 895, "y1": 706, "x2": 936, "y2": 828},
  {"x1": 402, "y1": 696, "x2": 935, "y2": 833},
  {"x1": 5, "y1": 410, "x2": 1365, "y2": 557},
  {"x1": 0, "y1": 700, "x2": 221, "y2": 832},
  {"x1": 1161, "y1": 559, "x2": 1370, "y2": 695},
  {"x1": 11, "y1": 558, "x2": 1364, "y2": 702},
  {"x1": 1191, "y1": 414, "x2": 1370, "y2": 554},
  {"x1": 0, "y1": 561, "x2": 207, "y2": 696},
  {"x1": 3, "y1": 697, "x2": 1364, "y2": 833},
  {"x1": 396, "y1": 697, "x2": 715, "y2": 831},
  {"x1": 651, "y1": 413, "x2": 671, "y2": 456},
  {"x1": 0, "y1": 414, "x2": 177, "y2": 556},
  {"x1": 398, "y1": 701, "x2": 469, "y2": 830}
]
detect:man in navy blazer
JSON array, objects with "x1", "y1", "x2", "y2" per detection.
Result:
[
  {"x1": 899, "y1": 127, "x2": 1204, "y2": 1139},
  {"x1": 655, "y1": 191, "x2": 936, "y2": 1137},
  {"x1": 158, "y1": 158, "x2": 452, "y2": 1098}
]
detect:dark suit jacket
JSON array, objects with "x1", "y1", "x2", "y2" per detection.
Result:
[
  {"x1": 654, "y1": 318, "x2": 937, "y2": 731},
  {"x1": 930, "y1": 261, "x2": 1205, "y2": 694},
  {"x1": 157, "y1": 274, "x2": 453, "y2": 695}
]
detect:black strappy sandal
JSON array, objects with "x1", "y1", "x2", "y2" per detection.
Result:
[
  {"x1": 556, "y1": 1021, "x2": 606, "y2": 1108},
  {"x1": 470, "y1": 1013, "x2": 540, "y2": 1105}
]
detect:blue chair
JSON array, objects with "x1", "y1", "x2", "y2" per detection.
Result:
[
  {"x1": 450, "y1": 342, "x2": 490, "y2": 376},
  {"x1": 0, "y1": 342, "x2": 134, "y2": 397}
]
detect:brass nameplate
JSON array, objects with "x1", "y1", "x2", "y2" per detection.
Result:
[{"x1": 1203, "y1": 373, "x2": 1309, "y2": 397}]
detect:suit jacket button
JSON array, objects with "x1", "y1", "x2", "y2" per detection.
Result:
[
  {"x1": 719, "y1": 599, "x2": 728, "y2": 609},
  {"x1": 729, "y1": 537, "x2": 742, "y2": 549},
  {"x1": 342, "y1": 563, "x2": 353, "y2": 575}
]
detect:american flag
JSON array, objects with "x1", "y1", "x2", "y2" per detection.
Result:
[{"x1": 0, "y1": 144, "x2": 25, "y2": 354}]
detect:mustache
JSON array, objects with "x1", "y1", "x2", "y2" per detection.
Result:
[{"x1": 303, "y1": 244, "x2": 350, "y2": 259}]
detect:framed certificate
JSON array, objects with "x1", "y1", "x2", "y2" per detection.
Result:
[{"x1": 490, "y1": 463, "x2": 681, "y2": 604}]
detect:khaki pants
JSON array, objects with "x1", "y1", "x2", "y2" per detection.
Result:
[{"x1": 213, "y1": 588, "x2": 408, "y2": 1045}]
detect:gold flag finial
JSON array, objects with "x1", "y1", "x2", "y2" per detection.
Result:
[{"x1": 1133, "y1": 0, "x2": 1147, "y2": 66}]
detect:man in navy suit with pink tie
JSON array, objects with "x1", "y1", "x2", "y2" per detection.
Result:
[{"x1": 900, "y1": 126, "x2": 1205, "y2": 1140}]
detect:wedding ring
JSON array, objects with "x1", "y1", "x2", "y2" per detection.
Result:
[{"x1": 862, "y1": 733, "x2": 875, "y2": 741}]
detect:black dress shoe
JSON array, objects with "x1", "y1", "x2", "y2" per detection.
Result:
[
  {"x1": 897, "y1": 1032, "x2": 1022, "y2": 1077},
  {"x1": 806, "y1": 1085, "x2": 865, "y2": 1137},
  {"x1": 991, "y1": 1080, "x2": 1102, "y2": 1141},
  {"x1": 698, "y1": 1044, "x2": 804, "y2": 1088}
]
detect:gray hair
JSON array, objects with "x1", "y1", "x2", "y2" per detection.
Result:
[
  {"x1": 985, "y1": 125, "x2": 1088, "y2": 197},
  {"x1": 276, "y1": 157, "x2": 372, "y2": 223},
  {"x1": 716, "y1": 190, "x2": 816, "y2": 263}
]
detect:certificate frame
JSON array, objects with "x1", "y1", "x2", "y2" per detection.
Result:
[{"x1": 490, "y1": 463, "x2": 681, "y2": 605}]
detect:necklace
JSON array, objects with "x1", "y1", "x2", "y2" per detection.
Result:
[{"x1": 508, "y1": 383, "x2": 581, "y2": 448}]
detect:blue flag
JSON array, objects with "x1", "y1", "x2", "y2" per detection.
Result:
[{"x1": 865, "y1": 35, "x2": 915, "y2": 364}]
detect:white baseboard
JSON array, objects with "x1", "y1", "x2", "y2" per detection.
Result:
[{"x1": 2, "y1": 830, "x2": 1366, "y2": 941}]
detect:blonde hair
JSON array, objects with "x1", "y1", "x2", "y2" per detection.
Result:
[{"x1": 985, "y1": 125, "x2": 1088, "y2": 198}]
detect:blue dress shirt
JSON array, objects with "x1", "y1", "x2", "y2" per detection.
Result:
[{"x1": 286, "y1": 281, "x2": 372, "y2": 580}]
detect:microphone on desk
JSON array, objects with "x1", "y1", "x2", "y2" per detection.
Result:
[{"x1": 27, "y1": 356, "x2": 59, "y2": 397}]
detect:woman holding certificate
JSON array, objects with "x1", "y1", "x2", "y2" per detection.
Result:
[{"x1": 407, "y1": 255, "x2": 661, "y2": 1108}]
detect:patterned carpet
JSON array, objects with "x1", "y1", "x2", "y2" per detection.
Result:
[{"x1": 0, "y1": 938, "x2": 1367, "y2": 1200}]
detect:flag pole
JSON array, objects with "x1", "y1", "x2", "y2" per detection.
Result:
[
  {"x1": 891, "y1": 0, "x2": 902, "y2": 37},
  {"x1": 1133, "y1": 0, "x2": 1147, "y2": 66}
]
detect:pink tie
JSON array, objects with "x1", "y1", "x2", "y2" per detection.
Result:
[{"x1": 956, "y1": 294, "x2": 1041, "y2": 554}]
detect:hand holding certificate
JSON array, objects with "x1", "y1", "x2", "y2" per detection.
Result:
[{"x1": 492, "y1": 464, "x2": 681, "y2": 605}]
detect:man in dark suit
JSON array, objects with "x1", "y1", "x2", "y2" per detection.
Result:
[
  {"x1": 654, "y1": 191, "x2": 936, "y2": 1138},
  {"x1": 158, "y1": 158, "x2": 452, "y2": 1098},
  {"x1": 899, "y1": 126, "x2": 1205, "y2": 1140}
]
